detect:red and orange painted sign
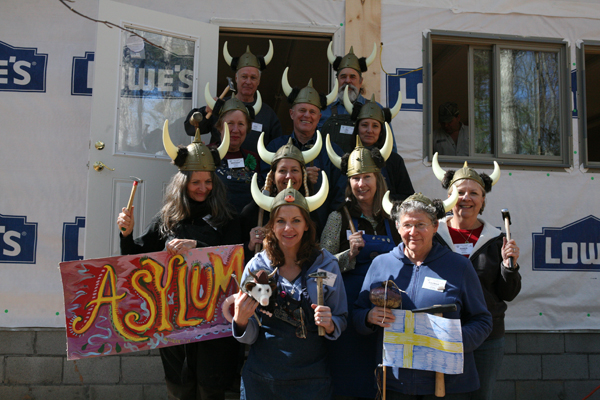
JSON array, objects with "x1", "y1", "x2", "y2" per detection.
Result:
[{"x1": 59, "y1": 245, "x2": 243, "y2": 360}]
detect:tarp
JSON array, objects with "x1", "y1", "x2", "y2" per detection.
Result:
[{"x1": 1, "y1": 0, "x2": 599, "y2": 330}]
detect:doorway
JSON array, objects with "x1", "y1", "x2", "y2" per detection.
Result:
[{"x1": 217, "y1": 30, "x2": 332, "y2": 136}]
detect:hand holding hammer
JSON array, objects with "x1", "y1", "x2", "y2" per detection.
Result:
[
  {"x1": 309, "y1": 271, "x2": 329, "y2": 336},
  {"x1": 501, "y1": 209, "x2": 519, "y2": 270},
  {"x1": 117, "y1": 176, "x2": 142, "y2": 236}
]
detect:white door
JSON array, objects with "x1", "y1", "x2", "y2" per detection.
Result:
[{"x1": 84, "y1": 0, "x2": 218, "y2": 259}]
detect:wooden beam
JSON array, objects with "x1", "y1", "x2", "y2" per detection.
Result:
[{"x1": 345, "y1": 0, "x2": 382, "y2": 101}]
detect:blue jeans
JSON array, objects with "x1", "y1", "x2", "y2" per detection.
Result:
[{"x1": 471, "y1": 336, "x2": 505, "y2": 400}]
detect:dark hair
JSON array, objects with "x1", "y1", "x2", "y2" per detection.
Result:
[
  {"x1": 344, "y1": 171, "x2": 389, "y2": 218},
  {"x1": 352, "y1": 119, "x2": 386, "y2": 149},
  {"x1": 263, "y1": 206, "x2": 318, "y2": 267},
  {"x1": 159, "y1": 170, "x2": 234, "y2": 236},
  {"x1": 264, "y1": 158, "x2": 309, "y2": 197}
]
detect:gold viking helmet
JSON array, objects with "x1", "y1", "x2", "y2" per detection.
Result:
[
  {"x1": 326, "y1": 121, "x2": 394, "y2": 177},
  {"x1": 204, "y1": 82, "x2": 262, "y2": 117},
  {"x1": 251, "y1": 173, "x2": 329, "y2": 213},
  {"x1": 342, "y1": 86, "x2": 403, "y2": 124},
  {"x1": 381, "y1": 188, "x2": 460, "y2": 217},
  {"x1": 162, "y1": 119, "x2": 229, "y2": 171},
  {"x1": 223, "y1": 40, "x2": 274, "y2": 71},
  {"x1": 327, "y1": 42, "x2": 378, "y2": 74},
  {"x1": 257, "y1": 132, "x2": 322, "y2": 167},
  {"x1": 281, "y1": 67, "x2": 338, "y2": 109},
  {"x1": 431, "y1": 152, "x2": 501, "y2": 192}
]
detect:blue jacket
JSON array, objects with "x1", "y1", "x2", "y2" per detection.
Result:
[{"x1": 353, "y1": 241, "x2": 492, "y2": 395}]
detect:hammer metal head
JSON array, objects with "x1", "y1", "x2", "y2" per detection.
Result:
[
  {"x1": 226, "y1": 76, "x2": 236, "y2": 92},
  {"x1": 129, "y1": 176, "x2": 143, "y2": 183},
  {"x1": 308, "y1": 271, "x2": 327, "y2": 280},
  {"x1": 412, "y1": 304, "x2": 457, "y2": 314},
  {"x1": 501, "y1": 208, "x2": 511, "y2": 225}
]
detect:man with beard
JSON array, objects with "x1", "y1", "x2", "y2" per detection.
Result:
[
  {"x1": 433, "y1": 101, "x2": 469, "y2": 156},
  {"x1": 263, "y1": 68, "x2": 346, "y2": 234},
  {"x1": 318, "y1": 43, "x2": 397, "y2": 154},
  {"x1": 185, "y1": 41, "x2": 282, "y2": 154}
]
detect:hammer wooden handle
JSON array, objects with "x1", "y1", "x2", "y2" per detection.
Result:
[
  {"x1": 434, "y1": 312, "x2": 445, "y2": 397},
  {"x1": 342, "y1": 205, "x2": 357, "y2": 234},
  {"x1": 126, "y1": 181, "x2": 138, "y2": 211},
  {"x1": 317, "y1": 281, "x2": 325, "y2": 336},
  {"x1": 205, "y1": 86, "x2": 231, "y2": 120}
]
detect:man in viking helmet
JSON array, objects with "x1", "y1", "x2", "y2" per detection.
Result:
[
  {"x1": 264, "y1": 67, "x2": 347, "y2": 233},
  {"x1": 318, "y1": 43, "x2": 397, "y2": 154},
  {"x1": 184, "y1": 40, "x2": 282, "y2": 154}
]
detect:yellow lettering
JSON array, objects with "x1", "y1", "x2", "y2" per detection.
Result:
[{"x1": 124, "y1": 269, "x2": 157, "y2": 333}]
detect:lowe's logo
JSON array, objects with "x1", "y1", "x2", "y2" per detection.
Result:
[
  {"x1": 0, "y1": 214, "x2": 38, "y2": 264},
  {"x1": 0, "y1": 41, "x2": 48, "y2": 93},
  {"x1": 386, "y1": 67, "x2": 423, "y2": 112},
  {"x1": 62, "y1": 216, "x2": 85, "y2": 262},
  {"x1": 532, "y1": 215, "x2": 600, "y2": 271},
  {"x1": 71, "y1": 52, "x2": 94, "y2": 96}
]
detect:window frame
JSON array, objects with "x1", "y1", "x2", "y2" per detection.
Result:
[
  {"x1": 424, "y1": 30, "x2": 572, "y2": 168},
  {"x1": 577, "y1": 40, "x2": 600, "y2": 170}
]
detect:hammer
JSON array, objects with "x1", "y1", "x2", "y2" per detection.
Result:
[
  {"x1": 308, "y1": 271, "x2": 328, "y2": 336},
  {"x1": 412, "y1": 304, "x2": 457, "y2": 398},
  {"x1": 205, "y1": 77, "x2": 236, "y2": 120},
  {"x1": 501, "y1": 209, "x2": 515, "y2": 270},
  {"x1": 121, "y1": 176, "x2": 142, "y2": 231}
]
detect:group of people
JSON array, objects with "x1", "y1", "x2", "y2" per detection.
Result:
[{"x1": 116, "y1": 41, "x2": 522, "y2": 400}]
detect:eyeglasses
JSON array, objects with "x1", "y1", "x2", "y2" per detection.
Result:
[{"x1": 400, "y1": 223, "x2": 432, "y2": 232}]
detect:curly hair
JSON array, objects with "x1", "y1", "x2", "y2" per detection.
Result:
[
  {"x1": 263, "y1": 206, "x2": 319, "y2": 268},
  {"x1": 391, "y1": 199, "x2": 445, "y2": 227},
  {"x1": 159, "y1": 170, "x2": 234, "y2": 237}
]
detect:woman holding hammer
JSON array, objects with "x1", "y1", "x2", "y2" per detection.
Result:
[
  {"x1": 233, "y1": 173, "x2": 347, "y2": 400},
  {"x1": 116, "y1": 123, "x2": 241, "y2": 400},
  {"x1": 321, "y1": 122, "x2": 401, "y2": 399},
  {"x1": 431, "y1": 154, "x2": 522, "y2": 400}
]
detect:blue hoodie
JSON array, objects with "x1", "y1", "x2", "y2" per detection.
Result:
[{"x1": 353, "y1": 241, "x2": 492, "y2": 395}]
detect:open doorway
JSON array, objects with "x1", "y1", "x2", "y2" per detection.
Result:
[{"x1": 217, "y1": 29, "x2": 332, "y2": 136}]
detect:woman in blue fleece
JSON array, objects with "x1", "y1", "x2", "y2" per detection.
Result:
[
  {"x1": 232, "y1": 173, "x2": 347, "y2": 400},
  {"x1": 353, "y1": 191, "x2": 492, "y2": 399}
]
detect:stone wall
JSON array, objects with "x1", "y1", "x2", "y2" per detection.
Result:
[{"x1": 0, "y1": 329, "x2": 598, "y2": 400}]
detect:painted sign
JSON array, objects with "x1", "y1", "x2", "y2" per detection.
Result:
[
  {"x1": 59, "y1": 245, "x2": 243, "y2": 360},
  {"x1": 532, "y1": 215, "x2": 600, "y2": 271},
  {"x1": 383, "y1": 310, "x2": 463, "y2": 374},
  {"x1": 0, "y1": 213, "x2": 38, "y2": 264},
  {"x1": 386, "y1": 67, "x2": 423, "y2": 112},
  {"x1": 0, "y1": 41, "x2": 48, "y2": 93}
]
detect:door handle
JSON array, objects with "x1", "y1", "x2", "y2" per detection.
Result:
[{"x1": 93, "y1": 161, "x2": 115, "y2": 172}]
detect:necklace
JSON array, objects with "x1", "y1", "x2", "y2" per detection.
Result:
[{"x1": 456, "y1": 228, "x2": 474, "y2": 244}]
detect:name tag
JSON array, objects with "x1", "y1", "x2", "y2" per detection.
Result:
[
  {"x1": 251, "y1": 122, "x2": 263, "y2": 132},
  {"x1": 422, "y1": 276, "x2": 446, "y2": 292},
  {"x1": 317, "y1": 268, "x2": 337, "y2": 287},
  {"x1": 227, "y1": 158, "x2": 245, "y2": 169},
  {"x1": 454, "y1": 243, "x2": 474, "y2": 256},
  {"x1": 346, "y1": 230, "x2": 365, "y2": 240},
  {"x1": 340, "y1": 125, "x2": 354, "y2": 134}
]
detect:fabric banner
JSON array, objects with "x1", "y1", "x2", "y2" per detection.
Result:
[
  {"x1": 383, "y1": 310, "x2": 464, "y2": 375},
  {"x1": 59, "y1": 244, "x2": 243, "y2": 360}
]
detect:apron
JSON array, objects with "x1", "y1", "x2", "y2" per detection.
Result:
[
  {"x1": 328, "y1": 218, "x2": 396, "y2": 398},
  {"x1": 241, "y1": 267, "x2": 333, "y2": 400}
]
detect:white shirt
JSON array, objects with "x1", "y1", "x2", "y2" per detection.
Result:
[{"x1": 433, "y1": 124, "x2": 469, "y2": 156}]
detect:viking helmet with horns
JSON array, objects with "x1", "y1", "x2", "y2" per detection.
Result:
[
  {"x1": 431, "y1": 153, "x2": 501, "y2": 193},
  {"x1": 162, "y1": 120, "x2": 229, "y2": 171},
  {"x1": 223, "y1": 40, "x2": 274, "y2": 71},
  {"x1": 258, "y1": 132, "x2": 322, "y2": 167},
  {"x1": 342, "y1": 86, "x2": 402, "y2": 125},
  {"x1": 251, "y1": 173, "x2": 329, "y2": 214},
  {"x1": 204, "y1": 82, "x2": 262, "y2": 119},
  {"x1": 281, "y1": 67, "x2": 338, "y2": 110},
  {"x1": 327, "y1": 122, "x2": 394, "y2": 177},
  {"x1": 381, "y1": 188, "x2": 459, "y2": 220},
  {"x1": 327, "y1": 42, "x2": 377, "y2": 75}
]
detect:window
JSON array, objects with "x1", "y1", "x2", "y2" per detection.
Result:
[
  {"x1": 424, "y1": 31, "x2": 572, "y2": 166},
  {"x1": 577, "y1": 41, "x2": 600, "y2": 168}
]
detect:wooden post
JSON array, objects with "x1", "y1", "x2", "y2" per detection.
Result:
[{"x1": 345, "y1": 0, "x2": 382, "y2": 101}]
